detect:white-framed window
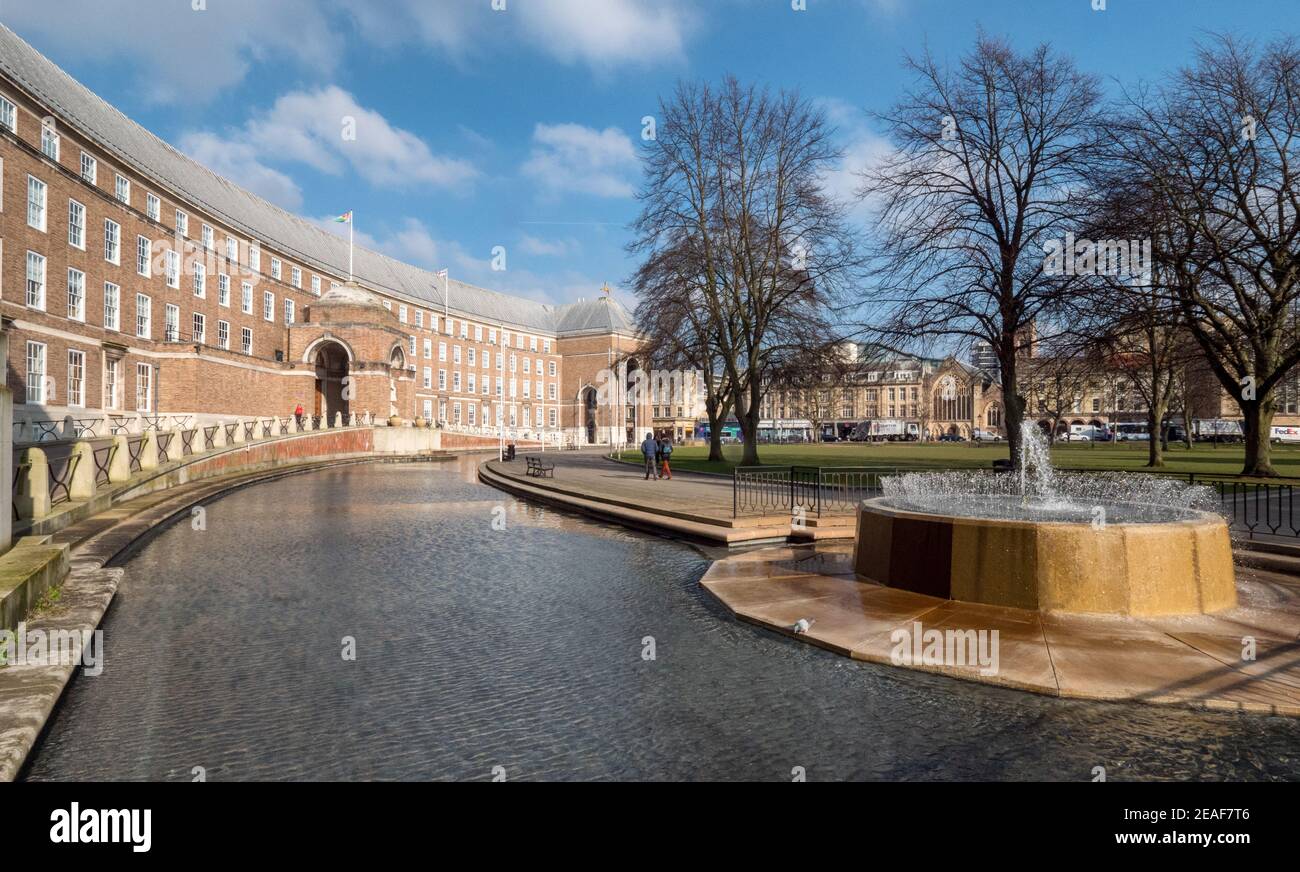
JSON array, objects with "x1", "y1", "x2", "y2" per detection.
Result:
[
  {"x1": 291, "y1": 266, "x2": 301, "y2": 288},
  {"x1": 27, "y1": 175, "x2": 47, "y2": 231},
  {"x1": 399, "y1": 305, "x2": 408, "y2": 323},
  {"x1": 225, "y1": 236, "x2": 238, "y2": 263},
  {"x1": 25, "y1": 341, "x2": 47, "y2": 404},
  {"x1": 548, "y1": 360, "x2": 556, "y2": 377},
  {"x1": 548, "y1": 383, "x2": 557, "y2": 400},
  {"x1": 25, "y1": 250, "x2": 46, "y2": 309},
  {"x1": 80, "y1": 152, "x2": 96, "y2": 184},
  {"x1": 66, "y1": 267, "x2": 85, "y2": 321},
  {"x1": 0, "y1": 94, "x2": 15, "y2": 132},
  {"x1": 453, "y1": 402, "x2": 462, "y2": 425},
  {"x1": 136, "y1": 235, "x2": 151, "y2": 277},
  {"x1": 489, "y1": 328, "x2": 497, "y2": 345},
  {"x1": 135, "y1": 363, "x2": 152, "y2": 412},
  {"x1": 104, "y1": 218, "x2": 120, "y2": 264},
  {"x1": 454, "y1": 345, "x2": 462, "y2": 365},
  {"x1": 193, "y1": 260, "x2": 206, "y2": 297},
  {"x1": 263, "y1": 290, "x2": 274, "y2": 321},
  {"x1": 115, "y1": 173, "x2": 130, "y2": 204},
  {"x1": 529, "y1": 335, "x2": 537, "y2": 352},
  {"x1": 468, "y1": 404, "x2": 478, "y2": 425},
  {"x1": 495, "y1": 376, "x2": 503, "y2": 397},
  {"x1": 468, "y1": 348, "x2": 476, "y2": 367},
  {"x1": 409, "y1": 335, "x2": 417, "y2": 355},
  {"x1": 136, "y1": 293, "x2": 151, "y2": 339},
  {"x1": 218, "y1": 273, "x2": 230, "y2": 307},
  {"x1": 468, "y1": 373, "x2": 477, "y2": 394},
  {"x1": 496, "y1": 352, "x2": 503, "y2": 371},
  {"x1": 311, "y1": 275, "x2": 321, "y2": 295},
  {"x1": 248, "y1": 242, "x2": 260, "y2": 272},
  {"x1": 423, "y1": 399, "x2": 434, "y2": 421},
  {"x1": 241, "y1": 281, "x2": 253, "y2": 314},
  {"x1": 474, "y1": 325, "x2": 483, "y2": 342},
  {"x1": 453, "y1": 371, "x2": 462, "y2": 392},
  {"x1": 423, "y1": 339, "x2": 432, "y2": 359},
  {"x1": 104, "y1": 358, "x2": 120, "y2": 409},
  {"x1": 67, "y1": 198, "x2": 85, "y2": 248},
  {"x1": 164, "y1": 303, "x2": 179, "y2": 341},
  {"x1": 523, "y1": 357, "x2": 530, "y2": 374},
  {"x1": 270, "y1": 257, "x2": 281, "y2": 280},
  {"x1": 284, "y1": 298, "x2": 295, "y2": 325},
  {"x1": 241, "y1": 327, "x2": 252, "y2": 355},
  {"x1": 67, "y1": 349, "x2": 85, "y2": 407},
  {"x1": 438, "y1": 342, "x2": 447, "y2": 362},
  {"x1": 192, "y1": 312, "x2": 205, "y2": 343},
  {"x1": 460, "y1": 321, "x2": 468, "y2": 340},
  {"x1": 103, "y1": 282, "x2": 120, "y2": 331},
  {"x1": 175, "y1": 209, "x2": 188, "y2": 237},
  {"x1": 217, "y1": 319, "x2": 230, "y2": 349},
  {"x1": 415, "y1": 310, "x2": 424, "y2": 328},
  {"x1": 544, "y1": 339, "x2": 551, "y2": 354},
  {"x1": 423, "y1": 366, "x2": 432, "y2": 389},
  {"x1": 165, "y1": 249, "x2": 179, "y2": 288},
  {"x1": 201, "y1": 224, "x2": 214, "y2": 250},
  {"x1": 438, "y1": 369, "x2": 447, "y2": 390},
  {"x1": 146, "y1": 192, "x2": 160, "y2": 221},
  {"x1": 40, "y1": 124, "x2": 58, "y2": 161}
]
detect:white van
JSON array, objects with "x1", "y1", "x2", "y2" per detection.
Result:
[{"x1": 1271, "y1": 425, "x2": 1300, "y2": 444}]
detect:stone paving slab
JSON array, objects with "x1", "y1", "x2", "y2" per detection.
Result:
[{"x1": 702, "y1": 545, "x2": 1300, "y2": 717}]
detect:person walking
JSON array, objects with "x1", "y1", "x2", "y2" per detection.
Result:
[
  {"x1": 641, "y1": 431, "x2": 657, "y2": 480},
  {"x1": 294, "y1": 403, "x2": 304, "y2": 429},
  {"x1": 659, "y1": 436, "x2": 674, "y2": 480}
]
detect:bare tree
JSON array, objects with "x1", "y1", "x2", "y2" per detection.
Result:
[
  {"x1": 630, "y1": 77, "x2": 859, "y2": 465},
  {"x1": 1114, "y1": 35, "x2": 1300, "y2": 476},
  {"x1": 1022, "y1": 350, "x2": 1096, "y2": 442},
  {"x1": 858, "y1": 35, "x2": 1106, "y2": 467}
]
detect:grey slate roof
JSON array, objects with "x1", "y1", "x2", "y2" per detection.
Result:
[{"x1": 0, "y1": 23, "x2": 636, "y2": 337}]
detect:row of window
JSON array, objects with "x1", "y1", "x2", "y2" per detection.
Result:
[
  {"x1": 417, "y1": 398, "x2": 558, "y2": 429},
  {"x1": 391, "y1": 304, "x2": 554, "y2": 354},
  {"x1": 408, "y1": 338, "x2": 557, "y2": 376},
  {"x1": 417, "y1": 367, "x2": 557, "y2": 400},
  {"x1": 24, "y1": 251, "x2": 276, "y2": 349},
  {"x1": 24, "y1": 340, "x2": 152, "y2": 411}
]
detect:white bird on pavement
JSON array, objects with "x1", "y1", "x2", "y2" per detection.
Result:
[{"x1": 791, "y1": 618, "x2": 814, "y2": 634}]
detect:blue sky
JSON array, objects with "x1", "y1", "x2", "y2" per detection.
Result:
[{"x1": 1, "y1": 0, "x2": 1293, "y2": 307}]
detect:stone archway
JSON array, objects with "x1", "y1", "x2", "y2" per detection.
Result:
[
  {"x1": 313, "y1": 340, "x2": 350, "y2": 423},
  {"x1": 388, "y1": 345, "x2": 407, "y2": 418}
]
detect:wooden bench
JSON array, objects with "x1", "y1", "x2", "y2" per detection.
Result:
[{"x1": 525, "y1": 456, "x2": 555, "y2": 478}]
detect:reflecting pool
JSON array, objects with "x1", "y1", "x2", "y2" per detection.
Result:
[{"x1": 23, "y1": 458, "x2": 1300, "y2": 781}]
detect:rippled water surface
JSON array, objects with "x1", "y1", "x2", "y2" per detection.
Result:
[{"x1": 23, "y1": 458, "x2": 1300, "y2": 781}]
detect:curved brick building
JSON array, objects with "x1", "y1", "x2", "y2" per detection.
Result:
[{"x1": 0, "y1": 24, "x2": 649, "y2": 445}]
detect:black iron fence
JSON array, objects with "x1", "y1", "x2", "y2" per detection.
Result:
[
  {"x1": 737, "y1": 463, "x2": 1300, "y2": 540},
  {"x1": 734, "y1": 466, "x2": 923, "y2": 518}
]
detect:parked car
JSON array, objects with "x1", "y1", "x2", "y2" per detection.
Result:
[
  {"x1": 938, "y1": 433, "x2": 966, "y2": 443},
  {"x1": 821, "y1": 433, "x2": 840, "y2": 442}
]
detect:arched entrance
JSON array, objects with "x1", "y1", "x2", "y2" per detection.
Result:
[
  {"x1": 582, "y1": 387, "x2": 598, "y2": 444},
  {"x1": 388, "y1": 346, "x2": 406, "y2": 419},
  {"x1": 312, "y1": 341, "x2": 350, "y2": 423}
]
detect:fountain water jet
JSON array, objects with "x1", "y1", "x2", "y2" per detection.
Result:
[{"x1": 853, "y1": 422, "x2": 1237, "y2": 615}]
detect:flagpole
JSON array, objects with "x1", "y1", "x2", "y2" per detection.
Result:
[{"x1": 348, "y1": 213, "x2": 354, "y2": 282}]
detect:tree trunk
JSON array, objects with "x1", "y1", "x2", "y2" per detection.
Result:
[
  {"x1": 705, "y1": 395, "x2": 726, "y2": 462},
  {"x1": 739, "y1": 381, "x2": 762, "y2": 466},
  {"x1": 1240, "y1": 398, "x2": 1278, "y2": 477},
  {"x1": 1146, "y1": 402, "x2": 1165, "y2": 467},
  {"x1": 1002, "y1": 355, "x2": 1024, "y2": 469}
]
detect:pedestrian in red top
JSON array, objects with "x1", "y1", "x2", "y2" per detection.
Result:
[{"x1": 294, "y1": 404, "x2": 304, "y2": 428}]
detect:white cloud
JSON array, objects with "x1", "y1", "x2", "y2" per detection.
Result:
[
  {"x1": 3, "y1": 0, "x2": 341, "y2": 104},
  {"x1": 521, "y1": 123, "x2": 639, "y2": 199},
  {"x1": 519, "y1": 235, "x2": 578, "y2": 257},
  {"x1": 341, "y1": 0, "x2": 696, "y2": 70},
  {"x1": 314, "y1": 216, "x2": 450, "y2": 270},
  {"x1": 180, "y1": 87, "x2": 478, "y2": 199},
  {"x1": 513, "y1": 0, "x2": 696, "y2": 68},
  {"x1": 179, "y1": 132, "x2": 304, "y2": 210},
  {"x1": 816, "y1": 98, "x2": 894, "y2": 220}
]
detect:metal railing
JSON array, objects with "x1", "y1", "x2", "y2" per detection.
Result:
[{"x1": 733, "y1": 465, "x2": 922, "y2": 518}]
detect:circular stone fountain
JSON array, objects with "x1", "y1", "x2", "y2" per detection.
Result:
[{"x1": 853, "y1": 425, "x2": 1237, "y2": 616}]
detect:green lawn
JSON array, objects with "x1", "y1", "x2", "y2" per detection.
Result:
[{"x1": 619, "y1": 441, "x2": 1300, "y2": 480}]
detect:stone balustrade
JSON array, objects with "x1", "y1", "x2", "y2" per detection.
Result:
[{"x1": 10, "y1": 412, "x2": 371, "y2": 525}]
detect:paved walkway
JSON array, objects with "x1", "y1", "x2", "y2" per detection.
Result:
[
  {"x1": 701, "y1": 541, "x2": 1300, "y2": 716},
  {"x1": 481, "y1": 450, "x2": 849, "y2": 544}
]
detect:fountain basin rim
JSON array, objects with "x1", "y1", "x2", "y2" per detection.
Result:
[{"x1": 861, "y1": 496, "x2": 1227, "y2": 529}]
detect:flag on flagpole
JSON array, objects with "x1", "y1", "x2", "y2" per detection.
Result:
[
  {"x1": 436, "y1": 269, "x2": 449, "y2": 318},
  {"x1": 334, "y1": 211, "x2": 353, "y2": 224}
]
